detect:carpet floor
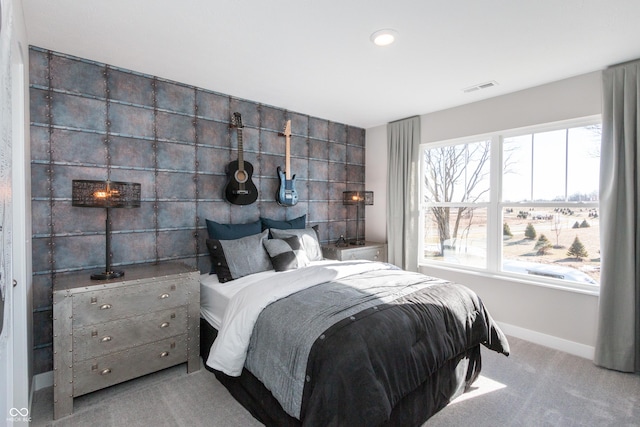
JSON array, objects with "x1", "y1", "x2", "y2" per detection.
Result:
[{"x1": 31, "y1": 336, "x2": 640, "y2": 426}]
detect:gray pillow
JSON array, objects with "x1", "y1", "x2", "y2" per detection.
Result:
[
  {"x1": 263, "y1": 236, "x2": 310, "y2": 271},
  {"x1": 270, "y1": 227, "x2": 323, "y2": 261},
  {"x1": 206, "y1": 230, "x2": 273, "y2": 282}
]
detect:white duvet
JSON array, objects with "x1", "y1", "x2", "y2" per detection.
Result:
[{"x1": 205, "y1": 260, "x2": 391, "y2": 376}]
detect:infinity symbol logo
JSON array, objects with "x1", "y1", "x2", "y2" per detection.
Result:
[{"x1": 9, "y1": 408, "x2": 29, "y2": 417}]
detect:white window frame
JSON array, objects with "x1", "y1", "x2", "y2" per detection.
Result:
[{"x1": 418, "y1": 115, "x2": 602, "y2": 295}]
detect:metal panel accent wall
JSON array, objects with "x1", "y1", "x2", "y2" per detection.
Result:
[{"x1": 29, "y1": 47, "x2": 366, "y2": 374}]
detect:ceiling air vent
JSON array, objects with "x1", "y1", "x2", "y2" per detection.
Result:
[{"x1": 463, "y1": 80, "x2": 498, "y2": 93}]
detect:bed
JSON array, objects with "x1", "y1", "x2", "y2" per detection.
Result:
[{"x1": 200, "y1": 218, "x2": 509, "y2": 426}]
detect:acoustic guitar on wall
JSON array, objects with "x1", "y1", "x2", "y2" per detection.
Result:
[
  {"x1": 225, "y1": 112, "x2": 258, "y2": 205},
  {"x1": 276, "y1": 120, "x2": 299, "y2": 206}
]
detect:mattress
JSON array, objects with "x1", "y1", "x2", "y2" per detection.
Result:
[{"x1": 199, "y1": 260, "x2": 336, "y2": 329}]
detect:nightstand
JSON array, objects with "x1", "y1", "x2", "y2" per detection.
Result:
[
  {"x1": 52, "y1": 262, "x2": 200, "y2": 419},
  {"x1": 322, "y1": 242, "x2": 387, "y2": 262}
]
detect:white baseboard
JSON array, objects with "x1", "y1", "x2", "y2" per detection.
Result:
[
  {"x1": 497, "y1": 321, "x2": 595, "y2": 360},
  {"x1": 33, "y1": 371, "x2": 53, "y2": 391}
]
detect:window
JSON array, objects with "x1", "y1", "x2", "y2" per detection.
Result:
[{"x1": 420, "y1": 118, "x2": 601, "y2": 290}]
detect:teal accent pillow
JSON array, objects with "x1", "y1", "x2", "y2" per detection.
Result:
[
  {"x1": 260, "y1": 214, "x2": 306, "y2": 231},
  {"x1": 206, "y1": 219, "x2": 261, "y2": 240}
]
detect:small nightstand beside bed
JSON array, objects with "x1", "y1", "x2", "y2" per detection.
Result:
[{"x1": 201, "y1": 218, "x2": 509, "y2": 427}]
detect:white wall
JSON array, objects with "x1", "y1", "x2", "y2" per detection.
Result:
[
  {"x1": 365, "y1": 71, "x2": 602, "y2": 358},
  {"x1": 0, "y1": 0, "x2": 32, "y2": 423}
]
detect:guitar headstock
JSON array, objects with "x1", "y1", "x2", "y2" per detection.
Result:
[
  {"x1": 231, "y1": 112, "x2": 244, "y2": 128},
  {"x1": 282, "y1": 120, "x2": 291, "y2": 137}
]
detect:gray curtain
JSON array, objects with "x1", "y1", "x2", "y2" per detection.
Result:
[
  {"x1": 594, "y1": 60, "x2": 640, "y2": 373},
  {"x1": 386, "y1": 116, "x2": 420, "y2": 272}
]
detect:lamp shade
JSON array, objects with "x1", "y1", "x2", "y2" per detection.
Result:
[
  {"x1": 72, "y1": 180, "x2": 141, "y2": 208},
  {"x1": 342, "y1": 191, "x2": 374, "y2": 206}
]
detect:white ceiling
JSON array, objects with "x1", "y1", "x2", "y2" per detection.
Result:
[{"x1": 21, "y1": 0, "x2": 640, "y2": 129}]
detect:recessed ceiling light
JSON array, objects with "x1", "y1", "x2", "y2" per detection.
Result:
[{"x1": 370, "y1": 29, "x2": 398, "y2": 47}]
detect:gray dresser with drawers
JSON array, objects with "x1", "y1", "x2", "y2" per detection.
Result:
[
  {"x1": 322, "y1": 241, "x2": 388, "y2": 262},
  {"x1": 52, "y1": 262, "x2": 200, "y2": 419}
]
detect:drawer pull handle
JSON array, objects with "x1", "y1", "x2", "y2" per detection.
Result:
[
  {"x1": 99, "y1": 304, "x2": 112, "y2": 310},
  {"x1": 160, "y1": 351, "x2": 169, "y2": 358},
  {"x1": 160, "y1": 293, "x2": 170, "y2": 299},
  {"x1": 100, "y1": 368, "x2": 112, "y2": 375},
  {"x1": 160, "y1": 322, "x2": 170, "y2": 328},
  {"x1": 101, "y1": 336, "x2": 112, "y2": 342}
]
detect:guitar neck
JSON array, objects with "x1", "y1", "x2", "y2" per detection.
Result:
[
  {"x1": 285, "y1": 132, "x2": 291, "y2": 180},
  {"x1": 237, "y1": 128, "x2": 245, "y2": 171}
]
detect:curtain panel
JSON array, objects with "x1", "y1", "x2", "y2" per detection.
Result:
[
  {"x1": 386, "y1": 116, "x2": 420, "y2": 272},
  {"x1": 594, "y1": 60, "x2": 640, "y2": 373}
]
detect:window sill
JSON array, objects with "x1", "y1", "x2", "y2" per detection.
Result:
[{"x1": 418, "y1": 262, "x2": 600, "y2": 297}]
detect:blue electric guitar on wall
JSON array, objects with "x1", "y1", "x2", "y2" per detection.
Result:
[
  {"x1": 225, "y1": 112, "x2": 258, "y2": 205},
  {"x1": 276, "y1": 120, "x2": 299, "y2": 206}
]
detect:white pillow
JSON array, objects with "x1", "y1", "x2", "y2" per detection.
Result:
[{"x1": 270, "y1": 227, "x2": 323, "y2": 261}]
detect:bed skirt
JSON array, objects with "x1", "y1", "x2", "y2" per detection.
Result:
[{"x1": 200, "y1": 317, "x2": 482, "y2": 427}]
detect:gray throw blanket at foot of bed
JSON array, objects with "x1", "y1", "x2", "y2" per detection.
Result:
[{"x1": 245, "y1": 267, "x2": 510, "y2": 426}]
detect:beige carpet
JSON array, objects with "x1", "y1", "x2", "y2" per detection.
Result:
[{"x1": 31, "y1": 336, "x2": 640, "y2": 426}]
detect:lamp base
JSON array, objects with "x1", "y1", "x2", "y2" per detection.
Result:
[
  {"x1": 350, "y1": 240, "x2": 366, "y2": 246},
  {"x1": 91, "y1": 270, "x2": 125, "y2": 280}
]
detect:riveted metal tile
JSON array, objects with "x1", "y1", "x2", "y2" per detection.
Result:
[
  {"x1": 109, "y1": 201, "x2": 154, "y2": 232},
  {"x1": 228, "y1": 204, "x2": 259, "y2": 224},
  {"x1": 196, "y1": 90, "x2": 229, "y2": 121},
  {"x1": 30, "y1": 126, "x2": 50, "y2": 162},
  {"x1": 157, "y1": 201, "x2": 195, "y2": 229},
  {"x1": 156, "y1": 172, "x2": 196, "y2": 200},
  {"x1": 290, "y1": 135, "x2": 308, "y2": 158},
  {"x1": 260, "y1": 105, "x2": 285, "y2": 132},
  {"x1": 157, "y1": 141, "x2": 196, "y2": 171},
  {"x1": 308, "y1": 201, "x2": 329, "y2": 222},
  {"x1": 289, "y1": 157, "x2": 309, "y2": 182},
  {"x1": 346, "y1": 164, "x2": 365, "y2": 184},
  {"x1": 30, "y1": 164, "x2": 51, "y2": 200},
  {"x1": 54, "y1": 234, "x2": 104, "y2": 271},
  {"x1": 33, "y1": 309, "x2": 54, "y2": 347},
  {"x1": 51, "y1": 128, "x2": 105, "y2": 165},
  {"x1": 29, "y1": 48, "x2": 49, "y2": 87},
  {"x1": 289, "y1": 113, "x2": 309, "y2": 138},
  {"x1": 329, "y1": 141, "x2": 347, "y2": 163},
  {"x1": 309, "y1": 159, "x2": 328, "y2": 181},
  {"x1": 260, "y1": 129, "x2": 281, "y2": 156},
  {"x1": 156, "y1": 80, "x2": 195, "y2": 115},
  {"x1": 31, "y1": 237, "x2": 53, "y2": 274},
  {"x1": 308, "y1": 181, "x2": 329, "y2": 201},
  {"x1": 110, "y1": 135, "x2": 155, "y2": 170},
  {"x1": 55, "y1": 201, "x2": 104, "y2": 235},
  {"x1": 229, "y1": 99, "x2": 260, "y2": 128},
  {"x1": 31, "y1": 200, "x2": 51, "y2": 236},
  {"x1": 109, "y1": 169, "x2": 155, "y2": 201},
  {"x1": 29, "y1": 88, "x2": 49, "y2": 125},
  {"x1": 309, "y1": 138, "x2": 328, "y2": 161},
  {"x1": 50, "y1": 55, "x2": 105, "y2": 98},
  {"x1": 51, "y1": 92, "x2": 107, "y2": 132},
  {"x1": 108, "y1": 68, "x2": 155, "y2": 107},
  {"x1": 109, "y1": 102, "x2": 154, "y2": 139},
  {"x1": 157, "y1": 229, "x2": 196, "y2": 259},
  {"x1": 156, "y1": 111, "x2": 195, "y2": 143},
  {"x1": 347, "y1": 144, "x2": 365, "y2": 166},
  {"x1": 328, "y1": 162, "x2": 347, "y2": 183},
  {"x1": 329, "y1": 122, "x2": 347, "y2": 143},
  {"x1": 112, "y1": 231, "x2": 157, "y2": 264},
  {"x1": 32, "y1": 274, "x2": 53, "y2": 309},
  {"x1": 197, "y1": 119, "x2": 229, "y2": 148},
  {"x1": 197, "y1": 201, "x2": 231, "y2": 227},
  {"x1": 309, "y1": 117, "x2": 329, "y2": 140},
  {"x1": 234, "y1": 126, "x2": 259, "y2": 153},
  {"x1": 347, "y1": 126, "x2": 366, "y2": 146},
  {"x1": 197, "y1": 146, "x2": 230, "y2": 176}
]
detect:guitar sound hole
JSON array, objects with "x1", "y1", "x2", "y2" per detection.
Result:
[{"x1": 234, "y1": 170, "x2": 248, "y2": 184}]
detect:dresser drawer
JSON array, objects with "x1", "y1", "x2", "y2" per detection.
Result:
[
  {"x1": 73, "y1": 335, "x2": 188, "y2": 397},
  {"x1": 72, "y1": 278, "x2": 188, "y2": 326},
  {"x1": 344, "y1": 247, "x2": 384, "y2": 261},
  {"x1": 72, "y1": 307, "x2": 188, "y2": 361}
]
